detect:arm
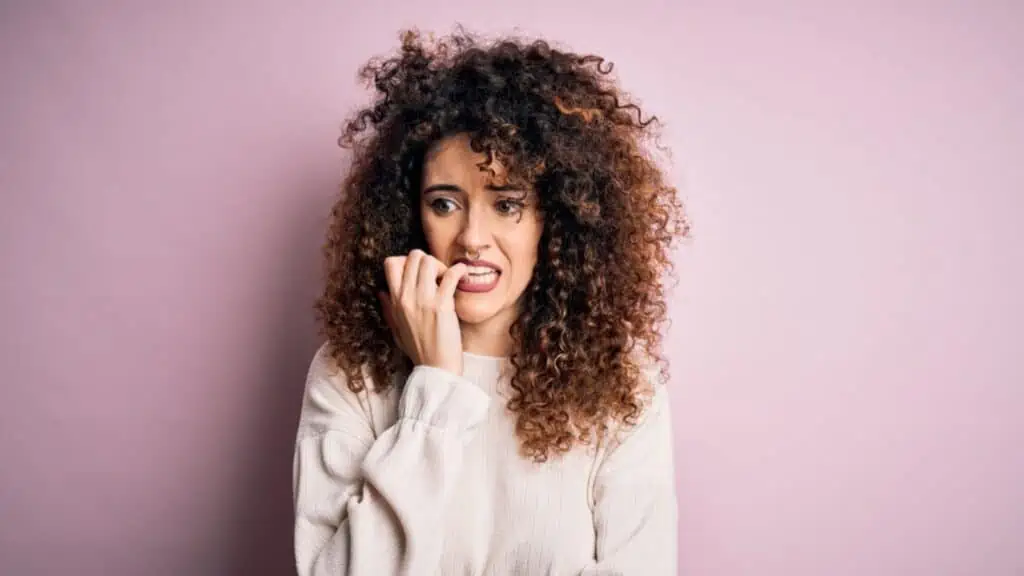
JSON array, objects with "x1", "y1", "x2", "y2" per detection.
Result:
[
  {"x1": 579, "y1": 379, "x2": 679, "y2": 575},
  {"x1": 293, "y1": 347, "x2": 490, "y2": 576}
]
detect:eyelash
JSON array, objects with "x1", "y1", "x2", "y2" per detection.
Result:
[
  {"x1": 429, "y1": 198, "x2": 458, "y2": 214},
  {"x1": 495, "y1": 198, "x2": 526, "y2": 215},
  {"x1": 429, "y1": 197, "x2": 526, "y2": 217}
]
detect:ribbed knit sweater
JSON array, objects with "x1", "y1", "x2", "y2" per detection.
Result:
[{"x1": 293, "y1": 343, "x2": 678, "y2": 575}]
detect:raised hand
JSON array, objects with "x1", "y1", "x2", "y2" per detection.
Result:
[{"x1": 378, "y1": 250, "x2": 469, "y2": 376}]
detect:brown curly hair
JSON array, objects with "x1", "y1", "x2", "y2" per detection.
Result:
[{"x1": 316, "y1": 28, "x2": 689, "y2": 462}]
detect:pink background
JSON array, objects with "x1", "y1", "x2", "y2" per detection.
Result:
[{"x1": 1, "y1": 1, "x2": 1021, "y2": 575}]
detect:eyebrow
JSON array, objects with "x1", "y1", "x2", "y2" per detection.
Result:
[{"x1": 421, "y1": 182, "x2": 523, "y2": 195}]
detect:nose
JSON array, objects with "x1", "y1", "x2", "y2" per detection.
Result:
[{"x1": 456, "y1": 204, "x2": 491, "y2": 256}]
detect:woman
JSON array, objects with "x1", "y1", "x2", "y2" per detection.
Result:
[{"x1": 293, "y1": 29, "x2": 688, "y2": 576}]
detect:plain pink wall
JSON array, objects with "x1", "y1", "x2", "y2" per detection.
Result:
[{"x1": 1, "y1": 1, "x2": 1021, "y2": 575}]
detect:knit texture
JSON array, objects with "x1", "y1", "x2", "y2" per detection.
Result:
[{"x1": 293, "y1": 343, "x2": 678, "y2": 575}]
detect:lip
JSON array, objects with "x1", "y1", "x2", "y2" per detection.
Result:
[
  {"x1": 453, "y1": 258, "x2": 501, "y2": 293},
  {"x1": 452, "y1": 258, "x2": 502, "y2": 272}
]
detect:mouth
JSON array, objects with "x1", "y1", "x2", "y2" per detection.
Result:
[{"x1": 453, "y1": 258, "x2": 501, "y2": 293}]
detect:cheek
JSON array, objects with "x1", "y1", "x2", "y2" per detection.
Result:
[
  {"x1": 421, "y1": 215, "x2": 454, "y2": 254},
  {"x1": 504, "y1": 222, "x2": 543, "y2": 278}
]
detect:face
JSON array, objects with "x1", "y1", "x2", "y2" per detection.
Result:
[{"x1": 420, "y1": 133, "x2": 543, "y2": 327}]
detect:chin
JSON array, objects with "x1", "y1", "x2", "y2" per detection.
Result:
[{"x1": 454, "y1": 297, "x2": 500, "y2": 325}]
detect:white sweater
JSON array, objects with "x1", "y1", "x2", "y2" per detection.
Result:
[{"x1": 292, "y1": 343, "x2": 678, "y2": 576}]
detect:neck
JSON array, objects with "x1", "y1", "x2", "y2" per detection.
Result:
[{"x1": 460, "y1": 308, "x2": 517, "y2": 357}]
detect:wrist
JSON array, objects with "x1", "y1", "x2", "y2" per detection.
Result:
[{"x1": 418, "y1": 361, "x2": 462, "y2": 377}]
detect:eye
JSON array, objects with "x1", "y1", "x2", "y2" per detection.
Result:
[
  {"x1": 495, "y1": 198, "x2": 526, "y2": 216},
  {"x1": 429, "y1": 197, "x2": 458, "y2": 215}
]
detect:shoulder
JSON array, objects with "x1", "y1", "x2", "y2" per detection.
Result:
[
  {"x1": 303, "y1": 341, "x2": 353, "y2": 401},
  {"x1": 630, "y1": 347, "x2": 671, "y2": 411},
  {"x1": 298, "y1": 342, "x2": 399, "y2": 439},
  {"x1": 589, "y1": 355, "x2": 675, "y2": 477},
  {"x1": 305, "y1": 341, "x2": 397, "y2": 396},
  {"x1": 603, "y1": 349, "x2": 673, "y2": 442}
]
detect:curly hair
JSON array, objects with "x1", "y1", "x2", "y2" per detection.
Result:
[{"x1": 315, "y1": 28, "x2": 689, "y2": 462}]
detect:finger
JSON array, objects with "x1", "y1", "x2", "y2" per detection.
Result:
[
  {"x1": 432, "y1": 258, "x2": 450, "y2": 280},
  {"x1": 437, "y1": 262, "x2": 469, "y2": 302},
  {"x1": 383, "y1": 256, "x2": 405, "y2": 297},
  {"x1": 401, "y1": 250, "x2": 425, "y2": 300},
  {"x1": 417, "y1": 255, "x2": 439, "y2": 301}
]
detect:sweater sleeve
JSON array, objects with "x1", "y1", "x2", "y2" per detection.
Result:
[
  {"x1": 579, "y1": 378, "x2": 679, "y2": 575},
  {"x1": 292, "y1": 347, "x2": 491, "y2": 576}
]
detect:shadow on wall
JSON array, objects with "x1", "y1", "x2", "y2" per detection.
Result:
[{"x1": 221, "y1": 177, "x2": 333, "y2": 576}]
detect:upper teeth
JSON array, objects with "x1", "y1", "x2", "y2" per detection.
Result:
[{"x1": 467, "y1": 266, "x2": 497, "y2": 275}]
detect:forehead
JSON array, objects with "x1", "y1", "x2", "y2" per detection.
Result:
[{"x1": 422, "y1": 134, "x2": 509, "y2": 185}]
